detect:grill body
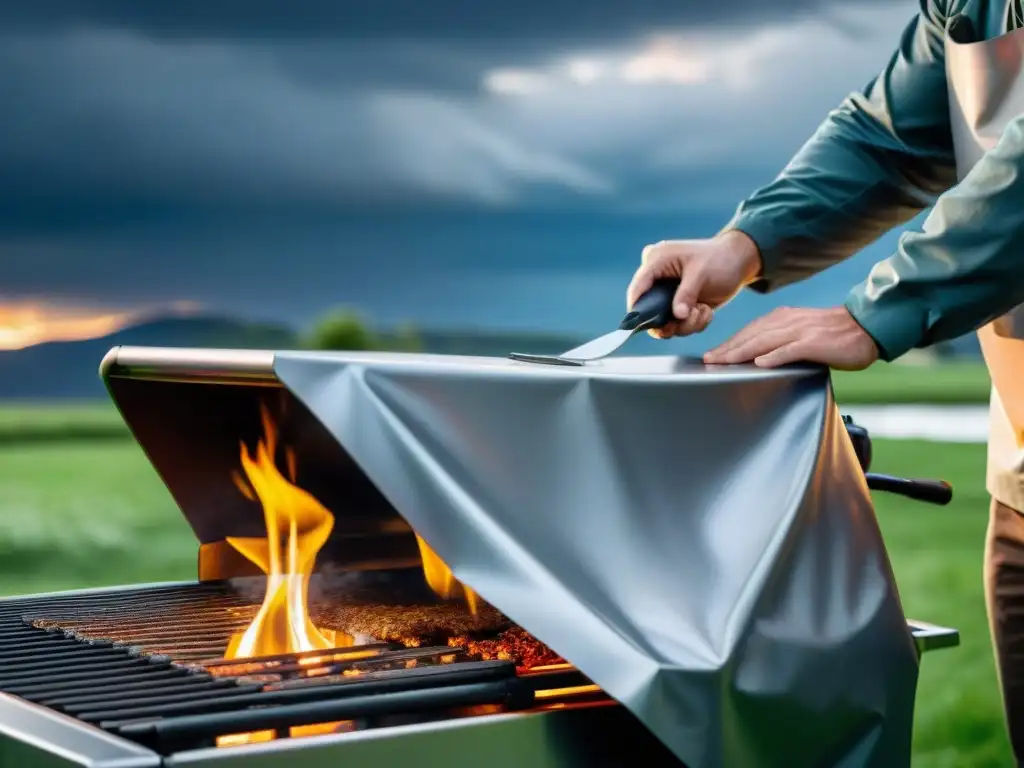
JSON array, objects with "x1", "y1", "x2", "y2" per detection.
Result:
[
  {"x1": 0, "y1": 581, "x2": 684, "y2": 768},
  {"x1": 0, "y1": 579, "x2": 958, "y2": 768},
  {"x1": 0, "y1": 684, "x2": 679, "y2": 768},
  {"x1": 0, "y1": 347, "x2": 963, "y2": 767}
]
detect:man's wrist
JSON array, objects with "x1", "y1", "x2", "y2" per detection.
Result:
[
  {"x1": 716, "y1": 229, "x2": 763, "y2": 285},
  {"x1": 841, "y1": 305, "x2": 882, "y2": 363}
]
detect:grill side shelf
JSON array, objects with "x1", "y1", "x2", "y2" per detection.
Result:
[{"x1": 908, "y1": 619, "x2": 959, "y2": 654}]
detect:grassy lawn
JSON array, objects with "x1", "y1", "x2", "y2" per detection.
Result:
[
  {"x1": 0, "y1": 439, "x2": 194, "y2": 596},
  {"x1": 0, "y1": 401, "x2": 125, "y2": 431},
  {"x1": 832, "y1": 360, "x2": 992, "y2": 405},
  {"x1": 871, "y1": 439, "x2": 1006, "y2": 767},
  {"x1": 0, "y1": 404, "x2": 1005, "y2": 765},
  {"x1": 0, "y1": 401, "x2": 129, "y2": 446}
]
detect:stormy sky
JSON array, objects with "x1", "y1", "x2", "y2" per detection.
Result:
[{"x1": 0, "y1": 0, "x2": 923, "y2": 341}]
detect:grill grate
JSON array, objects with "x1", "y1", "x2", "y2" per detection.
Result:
[{"x1": 0, "y1": 581, "x2": 590, "y2": 755}]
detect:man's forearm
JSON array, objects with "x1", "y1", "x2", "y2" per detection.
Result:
[
  {"x1": 722, "y1": 2, "x2": 955, "y2": 292},
  {"x1": 846, "y1": 114, "x2": 1024, "y2": 361}
]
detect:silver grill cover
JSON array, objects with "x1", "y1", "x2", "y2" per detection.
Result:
[{"x1": 106, "y1": 349, "x2": 920, "y2": 768}]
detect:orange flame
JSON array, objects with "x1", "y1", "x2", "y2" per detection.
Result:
[
  {"x1": 217, "y1": 407, "x2": 356, "y2": 747},
  {"x1": 415, "y1": 534, "x2": 478, "y2": 616},
  {"x1": 214, "y1": 406, "x2": 478, "y2": 749},
  {"x1": 223, "y1": 406, "x2": 345, "y2": 660}
]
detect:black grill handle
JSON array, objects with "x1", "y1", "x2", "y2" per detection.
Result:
[
  {"x1": 843, "y1": 415, "x2": 872, "y2": 472},
  {"x1": 865, "y1": 473, "x2": 954, "y2": 506},
  {"x1": 842, "y1": 414, "x2": 953, "y2": 506}
]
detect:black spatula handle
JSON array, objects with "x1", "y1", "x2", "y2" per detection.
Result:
[{"x1": 620, "y1": 279, "x2": 679, "y2": 332}]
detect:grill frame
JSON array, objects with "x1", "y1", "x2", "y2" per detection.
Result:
[
  {"x1": 0, "y1": 582, "x2": 685, "y2": 768},
  {"x1": 0, "y1": 578, "x2": 583, "y2": 756},
  {"x1": 0, "y1": 581, "x2": 960, "y2": 767},
  {"x1": 0, "y1": 676, "x2": 682, "y2": 768},
  {"x1": 0, "y1": 346, "x2": 963, "y2": 767},
  {"x1": 0, "y1": 677, "x2": 682, "y2": 768}
]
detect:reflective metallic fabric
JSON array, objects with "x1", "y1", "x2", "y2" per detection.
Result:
[{"x1": 267, "y1": 351, "x2": 920, "y2": 768}]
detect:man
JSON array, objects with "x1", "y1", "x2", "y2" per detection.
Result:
[{"x1": 626, "y1": 1, "x2": 1024, "y2": 760}]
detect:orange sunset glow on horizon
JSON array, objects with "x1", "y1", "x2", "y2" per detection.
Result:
[{"x1": 0, "y1": 300, "x2": 203, "y2": 350}]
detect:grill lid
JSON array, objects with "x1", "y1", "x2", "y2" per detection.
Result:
[{"x1": 102, "y1": 348, "x2": 919, "y2": 768}]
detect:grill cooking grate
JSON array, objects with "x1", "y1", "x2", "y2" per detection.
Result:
[{"x1": 0, "y1": 581, "x2": 589, "y2": 755}]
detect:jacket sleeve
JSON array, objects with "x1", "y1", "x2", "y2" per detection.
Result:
[
  {"x1": 845, "y1": 116, "x2": 1024, "y2": 360},
  {"x1": 723, "y1": 0, "x2": 957, "y2": 296}
]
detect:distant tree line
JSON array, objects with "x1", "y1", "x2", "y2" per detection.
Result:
[{"x1": 305, "y1": 309, "x2": 422, "y2": 352}]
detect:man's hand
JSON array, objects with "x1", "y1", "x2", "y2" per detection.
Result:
[
  {"x1": 627, "y1": 230, "x2": 763, "y2": 339},
  {"x1": 703, "y1": 306, "x2": 880, "y2": 370}
]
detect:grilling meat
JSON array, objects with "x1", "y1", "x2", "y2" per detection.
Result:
[
  {"x1": 27, "y1": 569, "x2": 566, "y2": 670},
  {"x1": 448, "y1": 627, "x2": 564, "y2": 669},
  {"x1": 313, "y1": 602, "x2": 510, "y2": 647}
]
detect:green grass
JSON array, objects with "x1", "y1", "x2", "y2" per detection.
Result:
[
  {"x1": 832, "y1": 361, "x2": 991, "y2": 405},
  {"x1": 0, "y1": 438, "x2": 194, "y2": 595},
  {"x1": 0, "y1": 401, "x2": 129, "y2": 446},
  {"x1": 871, "y1": 439, "x2": 1008, "y2": 767},
  {"x1": 0, "y1": 401, "x2": 125, "y2": 430},
  {"x1": 0, "y1": 405, "x2": 1007, "y2": 764}
]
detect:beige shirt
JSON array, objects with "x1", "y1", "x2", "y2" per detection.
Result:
[
  {"x1": 944, "y1": 21, "x2": 1024, "y2": 512},
  {"x1": 980, "y1": 326, "x2": 1024, "y2": 509}
]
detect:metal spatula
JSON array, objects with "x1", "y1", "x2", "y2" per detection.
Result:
[{"x1": 509, "y1": 278, "x2": 679, "y2": 366}]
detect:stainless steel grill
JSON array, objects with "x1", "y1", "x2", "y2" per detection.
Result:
[
  {"x1": 0, "y1": 579, "x2": 667, "y2": 768},
  {"x1": 0, "y1": 347, "x2": 963, "y2": 768}
]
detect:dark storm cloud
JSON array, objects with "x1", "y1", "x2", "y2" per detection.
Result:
[
  {"x1": 0, "y1": 0, "x2": 919, "y2": 321},
  {"x1": 0, "y1": 0, "x2": 917, "y2": 235},
  {"x1": 0, "y1": 0, "x2": 918, "y2": 237},
  {"x1": 0, "y1": 31, "x2": 609, "y2": 232},
  {"x1": 0, "y1": 0, "x2": 902, "y2": 41},
  {"x1": 0, "y1": 23, "x2": 630, "y2": 234}
]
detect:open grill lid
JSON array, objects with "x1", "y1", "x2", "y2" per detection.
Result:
[{"x1": 101, "y1": 347, "x2": 919, "y2": 768}]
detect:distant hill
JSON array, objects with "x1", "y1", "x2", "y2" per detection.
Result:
[
  {"x1": 0, "y1": 315, "x2": 586, "y2": 401},
  {"x1": 0, "y1": 307, "x2": 981, "y2": 402},
  {"x1": 0, "y1": 315, "x2": 299, "y2": 400}
]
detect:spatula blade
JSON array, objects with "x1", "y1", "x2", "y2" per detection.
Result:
[
  {"x1": 507, "y1": 352, "x2": 584, "y2": 366},
  {"x1": 508, "y1": 329, "x2": 634, "y2": 366},
  {"x1": 508, "y1": 278, "x2": 677, "y2": 366},
  {"x1": 556, "y1": 329, "x2": 634, "y2": 362}
]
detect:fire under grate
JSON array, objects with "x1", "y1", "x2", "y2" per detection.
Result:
[{"x1": 0, "y1": 580, "x2": 597, "y2": 755}]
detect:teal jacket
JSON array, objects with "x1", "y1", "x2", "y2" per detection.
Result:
[{"x1": 725, "y1": 0, "x2": 1024, "y2": 360}]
